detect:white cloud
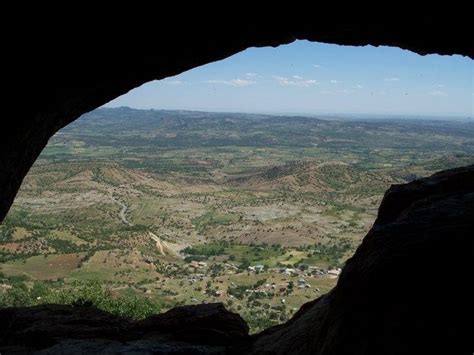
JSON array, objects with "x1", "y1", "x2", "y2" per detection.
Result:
[
  {"x1": 313, "y1": 64, "x2": 322, "y2": 69},
  {"x1": 164, "y1": 80, "x2": 187, "y2": 85},
  {"x1": 320, "y1": 90, "x2": 334, "y2": 95},
  {"x1": 384, "y1": 77, "x2": 399, "y2": 82},
  {"x1": 338, "y1": 89, "x2": 354, "y2": 94},
  {"x1": 353, "y1": 84, "x2": 363, "y2": 89},
  {"x1": 205, "y1": 79, "x2": 256, "y2": 87},
  {"x1": 245, "y1": 73, "x2": 258, "y2": 77},
  {"x1": 273, "y1": 75, "x2": 318, "y2": 87},
  {"x1": 436, "y1": 84, "x2": 445, "y2": 88},
  {"x1": 428, "y1": 90, "x2": 447, "y2": 97},
  {"x1": 330, "y1": 80, "x2": 341, "y2": 84}
]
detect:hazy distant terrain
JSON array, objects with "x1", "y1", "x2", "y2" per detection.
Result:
[{"x1": 1, "y1": 108, "x2": 473, "y2": 332}]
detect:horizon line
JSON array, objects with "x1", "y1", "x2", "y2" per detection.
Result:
[{"x1": 100, "y1": 105, "x2": 472, "y2": 120}]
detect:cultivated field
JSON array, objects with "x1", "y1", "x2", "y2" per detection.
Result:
[{"x1": 1, "y1": 108, "x2": 473, "y2": 332}]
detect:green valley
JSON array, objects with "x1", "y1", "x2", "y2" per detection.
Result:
[{"x1": 1, "y1": 108, "x2": 473, "y2": 332}]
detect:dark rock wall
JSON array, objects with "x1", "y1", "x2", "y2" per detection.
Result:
[
  {"x1": 1, "y1": 12, "x2": 472, "y2": 354},
  {"x1": 1, "y1": 12, "x2": 473, "y2": 220},
  {"x1": 0, "y1": 303, "x2": 250, "y2": 354}
]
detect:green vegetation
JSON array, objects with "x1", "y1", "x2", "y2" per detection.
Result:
[
  {"x1": 1, "y1": 108, "x2": 472, "y2": 333},
  {"x1": 192, "y1": 211, "x2": 239, "y2": 234},
  {"x1": 0, "y1": 279, "x2": 161, "y2": 319}
]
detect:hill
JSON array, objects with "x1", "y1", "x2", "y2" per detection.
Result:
[{"x1": 1, "y1": 108, "x2": 473, "y2": 333}]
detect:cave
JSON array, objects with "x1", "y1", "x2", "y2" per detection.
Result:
[{"x1": 1, "y1": 13, "x2": 473, "y2": 354}]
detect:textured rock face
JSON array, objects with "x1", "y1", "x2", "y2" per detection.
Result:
[
  {"x1": 1, "y1": 13, "x2": 473, "y2": 220},
  {"x1": 0, "y1": 304, "x2": 131, "y2": 352},
  {"x1": 0, "y1": 303, "x2": 250, "y2": 354},
  {"x1": 1, "y1": 11, "x2": 472, "y2": 355},
  {"x1": 1, "y1": 166, "x2": 472, "y2": 354}
]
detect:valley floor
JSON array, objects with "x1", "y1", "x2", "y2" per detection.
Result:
[{"x1": 1, "y1": 109, "x2": 473, "y2": 332}]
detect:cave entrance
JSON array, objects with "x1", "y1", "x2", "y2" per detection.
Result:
[{"x1": 1, "y1": 41, "x2": 472, "y2": 334}]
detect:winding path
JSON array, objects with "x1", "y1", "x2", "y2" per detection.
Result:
[
  {"x1": 148, "y1": 232, "x2": 185, "y2": 257},
  {"x1": 110, "y1": 196, "x2": 133, "y2": 226},
  {"x1": 148, "y1": 232, "x2": 165, "y2": 255}
]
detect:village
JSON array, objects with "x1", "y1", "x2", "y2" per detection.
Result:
[{"x1": 174, "y1": 258, "x2": 342, "y2": 309}]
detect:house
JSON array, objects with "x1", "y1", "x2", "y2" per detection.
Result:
[{"x1": 327, "y1": 268, "x2": 341, "y2": 276}]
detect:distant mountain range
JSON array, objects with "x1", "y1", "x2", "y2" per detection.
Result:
[{"x1": 59, "y1": 107, "x2": 474, "y2": 152}]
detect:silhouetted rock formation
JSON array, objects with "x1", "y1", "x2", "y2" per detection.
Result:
[
  {"x1": 0, "y1": 303, "x2": 249, "y2": 354},
  {"x1": 2, "y1": 166, "x2": 472, "y2": 354}
]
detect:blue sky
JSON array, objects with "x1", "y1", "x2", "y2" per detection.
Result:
[{"x1": 106, "y1": 41, "x2": 473, "y2": 117}]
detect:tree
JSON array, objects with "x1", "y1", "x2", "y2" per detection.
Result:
[{"x1": 239, "y1": 258, "x2": 250, "y2": 271}]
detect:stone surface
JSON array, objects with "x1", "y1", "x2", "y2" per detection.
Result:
[
  {"x1": 134, "y1": 303, "x2": 249, "y2": 345},
  {"x1": 1, "y1": 10, "x2": 472, "y2": 355},
  {"x1": 1, "y1": 166, "x2": 472, "y2": 354},
  {"x1": 0, "y1": 303, "x2": 249, "y2": 354},
  {"x1": 1, "y1": 12, "x2": 473, "y2": 220},
  {"x1": 0, "y1": 304, "x2": 130, "y2": 352}
]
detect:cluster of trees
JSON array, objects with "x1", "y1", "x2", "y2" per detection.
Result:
[
  {"x1": 183, "y1": 244, "x2": 225, "y2": 257},
  {"x1": 0, "y1": 278, "x2": 161, "y2": 319},
  {"x1": 227, "y1": 278, "x2": 267, "y2": 300}
]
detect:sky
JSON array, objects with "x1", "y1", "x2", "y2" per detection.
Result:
[{"x1": 106, "y1": 40, "x2": 473, "y2": 117}]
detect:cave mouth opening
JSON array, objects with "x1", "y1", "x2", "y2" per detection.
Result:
[{"x1": 0, "y1": 40, "x2": 473, "y2": 335}]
